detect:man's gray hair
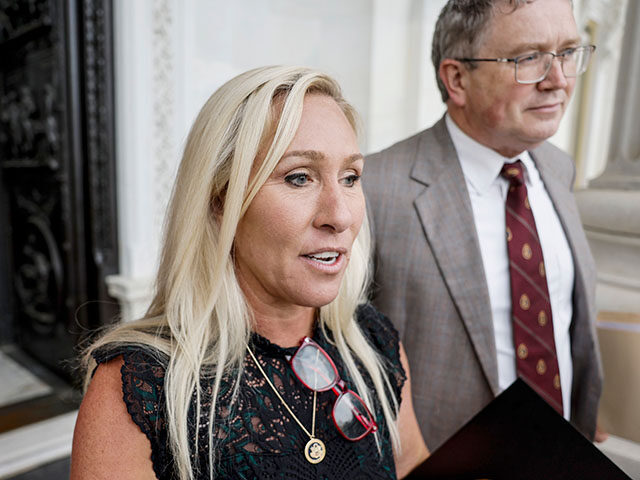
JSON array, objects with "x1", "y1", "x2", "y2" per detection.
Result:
[{"x1": 431, "y1": 0, "x2": 534, "y2": 102}]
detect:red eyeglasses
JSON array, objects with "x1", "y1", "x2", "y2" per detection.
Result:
[{"x1": 288, "y1": 336, "x2": 378, "y2": 441}]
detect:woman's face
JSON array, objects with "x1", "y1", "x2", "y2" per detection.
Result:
[{"x1": 234, "y1": 94, "x2": 364, "y2": 312}]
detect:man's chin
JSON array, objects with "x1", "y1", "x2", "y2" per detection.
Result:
[{"x1": 520, "y1": 120, "x2": 562, "y2": 145}]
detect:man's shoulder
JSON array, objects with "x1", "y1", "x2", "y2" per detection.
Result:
[
  {"x1": 532, "y1": 140, "x2": 573, "y2": 160},
  {"x1": 531, "y1": 140, "x2": 576, "y2": 186},
  {"x1": 365, "y1": 118, "x2": 448, "y2": 171},
  {"x1": 366, "y1": 128, "x2": 428, "y2": 160}
]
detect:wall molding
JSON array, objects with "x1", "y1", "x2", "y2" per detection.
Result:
[{"x1": 0, "y1": 411, "x2": 76, "y2": 479}]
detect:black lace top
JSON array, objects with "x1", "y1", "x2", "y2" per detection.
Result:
[{"x1": 93, "y1": 303, "x2": 405, "y2": 479}]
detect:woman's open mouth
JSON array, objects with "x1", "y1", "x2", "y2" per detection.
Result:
[{"x1": 304, "y1": 251, "x2": 340, "y2": 265}]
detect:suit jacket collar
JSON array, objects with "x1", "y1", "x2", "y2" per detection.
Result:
[
  {"x1": 410, "y1": 117, "x2": 500, "y2": 395},
  {"x1": 530, "y1": 143, "x2": 585, "y2": 271},
  {"x1": 531, "y1": 143, "x2": 595, "y2": 322}
]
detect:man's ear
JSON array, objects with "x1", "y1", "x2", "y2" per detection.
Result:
[{"x1": 439, "y1": 59, "x2": 467, "y2": 107}]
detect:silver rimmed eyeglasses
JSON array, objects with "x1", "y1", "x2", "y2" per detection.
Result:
[{"x1": 456, "y1": 45, "x2": 596, "y2": 84}]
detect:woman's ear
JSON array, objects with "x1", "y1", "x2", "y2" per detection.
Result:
[
  {"x1": 439, "y1": 59, "x2": 468, "y2": 107},
  {"x1": 211, "y1": 192, "x2": 225, "y2": 220}
]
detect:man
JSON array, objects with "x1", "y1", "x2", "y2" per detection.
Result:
[{"x1": 364, "y1": 0, "x2": 603, "y2": 451}]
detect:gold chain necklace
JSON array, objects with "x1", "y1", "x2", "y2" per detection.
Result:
[{"x1": 247, "y1": 345, "x2": 326, "y2": 464}]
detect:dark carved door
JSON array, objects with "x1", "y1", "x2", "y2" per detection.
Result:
[{"x1": 0, "y1": 0, "x2": 118, "y2": 379}]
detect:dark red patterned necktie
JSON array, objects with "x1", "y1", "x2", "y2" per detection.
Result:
[{"x1": 501, "y1": 161, "x2": 563, "y2": 415}]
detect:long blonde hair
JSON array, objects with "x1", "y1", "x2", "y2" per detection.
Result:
[{"x1": 82, "y1": 66, "x2": 400, "y2": 479}]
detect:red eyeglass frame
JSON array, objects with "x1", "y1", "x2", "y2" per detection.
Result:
[{"x1": 288, "y1": 336, "x2": 378, "y2": 442}]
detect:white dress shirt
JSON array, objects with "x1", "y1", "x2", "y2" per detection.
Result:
[{"x1": 445, "y1": 115, "x2": 574, "y2": 420}]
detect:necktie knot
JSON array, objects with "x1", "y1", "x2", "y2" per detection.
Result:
[{"x1": 501, "y1": 161, "x2": 525, "y2": 187}]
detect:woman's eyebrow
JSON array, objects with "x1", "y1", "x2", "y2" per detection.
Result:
[
  {"x1": 345, "y1": 153, "x2": 364, "y2": 164},
  {"x1": 281, "y1": 151, "x2": 364, "y2": 163},
  {"x1": 281, "y1": 150, "x2": 326, "y2": 161}
]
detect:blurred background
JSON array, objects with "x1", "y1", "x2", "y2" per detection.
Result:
[{"x1": 0, "y1": 0, "x2": 638, "y2": 478}]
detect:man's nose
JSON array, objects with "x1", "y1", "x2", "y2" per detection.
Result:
[{"x1": 540, "y1": 55, "x2": 569, "y2": 89}]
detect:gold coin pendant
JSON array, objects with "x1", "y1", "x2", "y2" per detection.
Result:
[{"x1": 304, "y1": 438, "x2": 326, "y2": 464}]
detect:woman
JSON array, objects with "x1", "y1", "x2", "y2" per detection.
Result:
[{"x1": 71, "y1": 66, "x2": 428, "y2": 479}]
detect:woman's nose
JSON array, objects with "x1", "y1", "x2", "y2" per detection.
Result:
[{"x1": 312, "y1": 183, "x2": 354, "y2": 233}]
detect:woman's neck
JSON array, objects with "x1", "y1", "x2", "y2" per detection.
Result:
[
  {"x1": 252, "y1": 305, "x2": 316, "y2": 348},
  {"x1": 236, "y1": 269, "x2": 317, "y2": 347}
]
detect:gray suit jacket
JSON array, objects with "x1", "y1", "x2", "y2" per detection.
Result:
[{"x1": 364, "y1": 117, "x2": 603, "y2": 451}]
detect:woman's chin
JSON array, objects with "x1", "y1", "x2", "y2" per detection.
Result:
[{"x1": 291, "y1": 287, "x2": 342, "y2": 310}]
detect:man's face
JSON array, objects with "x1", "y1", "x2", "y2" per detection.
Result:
[{"x1": 459, "y1": 0, "x2": 580, "y2": 157}]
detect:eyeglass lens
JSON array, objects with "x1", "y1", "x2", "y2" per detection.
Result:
[
  {"x1": 291, "y1": 341, "x2": 338, "y2": 391},
  {"x1": 516, "y1": 47, "x2": 592, "y2": 83},
  {"x1": 333, "y1": 391, "x2": 376, "y2": 440}
]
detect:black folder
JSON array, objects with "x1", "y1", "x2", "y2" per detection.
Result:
[{"x1": 406, "y1": 379, "x2": 631, "y2": 480}]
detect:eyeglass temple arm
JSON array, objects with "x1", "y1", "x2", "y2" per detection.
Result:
[{"x1": 456, "y1": 57, "x2": 513, "y2": 63}]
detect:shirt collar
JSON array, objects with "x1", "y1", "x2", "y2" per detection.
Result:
[{"x1": 445, "y1": 114, "x2": 539, "y2": 194}]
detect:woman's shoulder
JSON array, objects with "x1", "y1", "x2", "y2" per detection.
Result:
[
  {"x1": 355, "y1": 303, "x2": 406, "y2": 402},
  {"x1": 72, "y1": 355, "x2": 158, "y2": 479},
  {"x1": 93, "y1": 343, "x2": 167, "y2": 370},
  {"x1": 355, "y1": 303, "x2": 400, "y2": 355},
  {"x1": 92, "y1": 344, "x2": 168, "y2": 426},
  {"x1": 81, "y1": 344, "x2": 171, "y2": 478}
]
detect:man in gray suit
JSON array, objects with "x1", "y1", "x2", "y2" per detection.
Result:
[{"x1": 364, "y1": 0, "x2": 603, "y2": 451}]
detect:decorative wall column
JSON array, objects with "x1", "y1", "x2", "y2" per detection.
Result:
[
  {"x1": 106, "y1": 0, "x2": 181, "y2": 321},
  {"x1": 575, "y1": 0, "x2": 640, "y2": 447},
  {"x1": 572, "y1": 0, "x2": 628, "y2": 187},
  {"x1": 585, "y1": 1, "x2": 640, "y2": 190},
  {"x1": 576, "y1": 0, "x2": 640, "y2": 311}
]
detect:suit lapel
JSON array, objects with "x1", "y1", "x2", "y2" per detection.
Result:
[
  {"x1": 533, "y1": 146, "x2": 596, "y2": 345},
  {"x1": 533, "y1": 146, "x2": 592, "y2": 296},
  {"x1": 411, "y1": 119, "x2": 500, "y2": 395}
]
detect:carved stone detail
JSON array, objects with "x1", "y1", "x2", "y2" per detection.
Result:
[
  {"x1": 579, "y1": 0, "x2": 628, "y2": 56},
  {"x1": 0, "y1": 0, "x2": 119, "y2": 375},
  {"x1": 13, "y1": 188, "x2": 64, "y2": 335},
  {"x1": 152, "y1": 0, "x2": 176, "y2": 230},
  {"x1": 0, "y1": 82, "x2": 61, "y2": 170},
  {"x1": 0, "y1": 0, "x2": 53, "y2": 43},
  {"x1": 82, "y1": 0, "x2": 118, "y2": 271},
  {"x1": 590, "y1": 0, "x2": 640, "y2": 188}
]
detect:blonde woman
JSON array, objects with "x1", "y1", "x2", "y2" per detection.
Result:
[{"x1": 70, "y1": 66, "x2": 428, "y2": 480}]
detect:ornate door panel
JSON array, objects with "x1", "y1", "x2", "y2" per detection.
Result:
[{"x1": 0, "y1": 0, "x2": 118, "y2": 379}]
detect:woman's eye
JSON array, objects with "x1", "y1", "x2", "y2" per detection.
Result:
[
  {"x1": 285, "y1": 172, "x2": 310, "y2": 187},
  {"x1": 342, "y1": 174, "x2": 361, "y2": 187}
]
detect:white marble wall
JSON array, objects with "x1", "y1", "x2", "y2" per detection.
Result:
[{"x1": 573, "y1": 0, "x2": 640, "y2": 463}]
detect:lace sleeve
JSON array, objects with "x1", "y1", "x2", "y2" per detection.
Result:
[
  {"x1": 93, "y1": 347, "x2": 171, "y2": 480},
  {"x1": 356, "y1": 303, "x2": 407, "y2": 406}
]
